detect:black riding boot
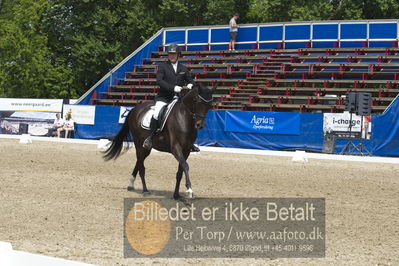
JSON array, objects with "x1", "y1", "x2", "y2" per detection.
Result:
[{"x1": 143, "y1": 117, "x2": 158, "y2": 150}]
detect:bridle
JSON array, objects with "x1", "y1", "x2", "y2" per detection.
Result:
[{"x1": 184, "y1": 93, "x2": 213, "y2": 120}]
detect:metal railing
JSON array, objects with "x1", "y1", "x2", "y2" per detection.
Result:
[{"x1": 162, "y1": 19, "x2": 399, "y2": 50}]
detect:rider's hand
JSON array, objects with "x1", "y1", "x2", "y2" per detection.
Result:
[
  {"x1": 187, "y1": 83, "x2": 193, "y2": 90},
  {"x1": 174, "y1": 86, "x2": 182, "y2": 93}
]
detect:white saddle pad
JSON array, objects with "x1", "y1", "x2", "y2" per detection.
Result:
[{"x1": 141, "y1": 99, "x2": 178, "y2": 131}]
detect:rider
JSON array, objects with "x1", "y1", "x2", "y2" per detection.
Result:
[{"x1": 143, "y1": 43, "x2": 199, "y2": 151}]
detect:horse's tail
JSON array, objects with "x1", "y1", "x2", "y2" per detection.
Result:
[{"x1": 103, "y1": 115, "x2": 132, "y2": 161}]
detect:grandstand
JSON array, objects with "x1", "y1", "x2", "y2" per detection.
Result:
[
  {"x1": 94, "y1": 47, "x2": 399, "y2": 113},
  {"x1": 74, "y1": 20, "x2": 399, "y2": 156},
  {"x1": 81, "y1": 21, "x2": 399, "y2": 114}
]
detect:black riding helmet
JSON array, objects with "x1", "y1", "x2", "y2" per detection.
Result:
[{"x1": 168, "y1": 43, "x2": 180, "y2": 54}]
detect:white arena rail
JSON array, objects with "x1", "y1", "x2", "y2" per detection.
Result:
[
  {"x1": 1, "y1": 134, "x2": 399, "y2": 164},
  {"x1": 0, "y1": 241, "x2": 96, "y2": 266}
]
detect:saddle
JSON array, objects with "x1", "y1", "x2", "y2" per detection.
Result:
[{"x1": 141, "y1": 98, "x2": 178, "y2": 131}]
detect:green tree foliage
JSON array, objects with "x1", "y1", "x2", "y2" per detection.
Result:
[
  {"x1": 247, "y1": 0, "x2": 291, "y2": 22},
  {"x1": 0, "y1": 0, "x2": 398, "y2": 99},
  {"x1": 329, "y1": 0, "x2": 364, "y2": 20},
  {"x1": 43, "y1": 0, "x2": 155, "y2": 96},
  {"x1": 362, "y1": 0, "x2": 399, "y2": 19},
  {"x1": 156, "y1": 0, "x2": 209, "y2": 26},
  {"x1": 204, "y1": 0, "x2": 237, "y2": 25},
  {"x1": 247, "y1": 0, "x2": 399, "y2": 22},
  {"x1": 0, "y1": 0, "x2": 73, "y2": 98},
  {"x1": 290, "y1": 1, "x2": 334, "y2": 21}
]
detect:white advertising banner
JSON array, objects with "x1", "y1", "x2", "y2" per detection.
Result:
[
  {"x1": 323, "y1": 112, "x2": 372, "y2": 139},
  {"x1": 69, "y1": 99, "x2": 79, "y2": 104},
  {"x1": 119, "y1": 106, "x2": 133, "y2": 124},
  {"x1": 63, "y1": 105, "x2": 96, "y2": 125},
  {"x1": 0, "y1": 98, "x2": 63, "y2": 112},
  {"x1": 323, "y1": 112, "x2": 363, "y2": 132}
]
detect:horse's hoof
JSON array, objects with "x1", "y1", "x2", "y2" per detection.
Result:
[
  {"x1": 173, "y1": 194, "x2": 182, "y2": 201},
  {"x1": 186, "y1": 188, "x2": 194, "y2": 199},
  {"x1": 142, "y1": 191, "x2": 151, "y2": 196},
  {"x1": 127, "y1": 186, "x2": 134, "y2": 191}
]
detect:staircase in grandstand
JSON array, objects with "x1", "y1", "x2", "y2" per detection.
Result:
[{"x1": 93, "y1": 47, "x2": 399, "y2": 113}]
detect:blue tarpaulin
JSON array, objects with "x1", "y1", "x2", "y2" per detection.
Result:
[
  {"x1": 372, "y1": 96, "x2": 399, "y2": 156},
  {"x1": 75, "y1": 107, "x2": 324, "y2": 151},
  {"x1": 76, "y1": 106, "x2": 399, "y2": 155}
]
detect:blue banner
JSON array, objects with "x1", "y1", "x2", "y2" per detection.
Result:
[{"x1": 225, "y1": 111, "x2": 301, "y2": 135}]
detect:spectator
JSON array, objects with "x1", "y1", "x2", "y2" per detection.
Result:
[
  {"x1": 229, "y1": 14, "x2": 239, "y2": 51},
  {"x1": 57, "y1": 112, "x2": 74, "y2": 138},
  {"x1": 47, "y1": 113, "x2": 64, "y2": 137}
]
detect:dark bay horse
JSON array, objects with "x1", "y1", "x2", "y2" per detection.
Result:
[{"x1": 103, "y1": 83, "x2": 217, "y2": 199}]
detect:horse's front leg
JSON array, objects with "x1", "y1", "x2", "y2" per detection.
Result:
[{"x1": 172, "y1": 147, "x2": 191, "y2": 199}]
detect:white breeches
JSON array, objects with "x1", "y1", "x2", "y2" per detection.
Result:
[{"x1": 153, "y1": 101, "x2": 167, "y2": 120}]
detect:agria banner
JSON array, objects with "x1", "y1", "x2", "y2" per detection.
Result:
[{"x1": 224, "y1": 111, "x2": 301, "y2": 135}]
